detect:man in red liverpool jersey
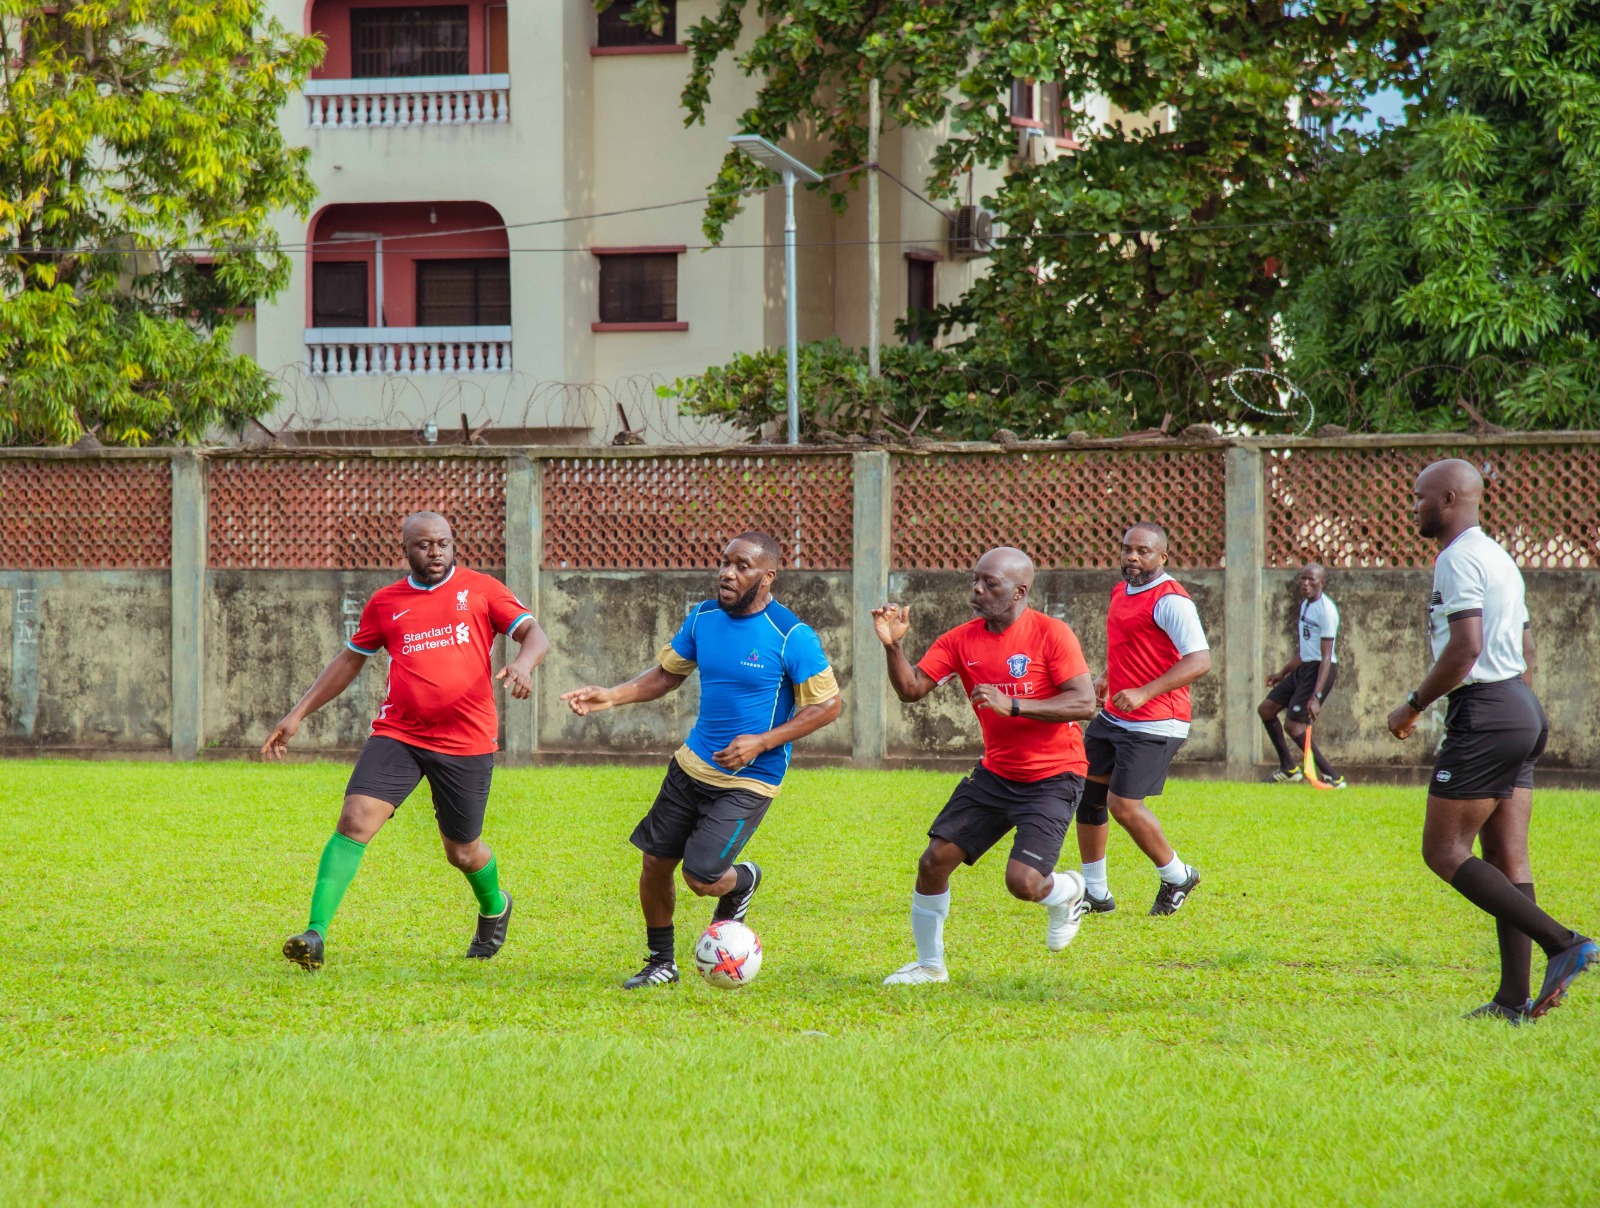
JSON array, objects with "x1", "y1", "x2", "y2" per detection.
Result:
[
  {"x1": 872, "y1": 547, "x2": 1097, "y2": 985},
  {"x1": 262, "y1": 511, "x2": 549, "y2": 970},
  {"x1": 1077, "y1": 522, "x2": 1211, "y2": 917}
]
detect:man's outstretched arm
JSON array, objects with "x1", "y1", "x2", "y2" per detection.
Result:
[
  {"x1": 561, "y1": 664, "x2": 688, "y2": 715},
  {"x1": 262, "y1": 648, "x2": 367, "y2": 759}
]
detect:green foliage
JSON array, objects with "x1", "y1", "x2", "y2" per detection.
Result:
[
  {"x1": 667, "y1": 1, "x2": 1427, "y2": 432},
  {"x1": 1286, "y1": 0, "x2": 1600, "y2": 431},
  {"x1": 0, "y1": 0, "x2": 321, "y2": 446}
]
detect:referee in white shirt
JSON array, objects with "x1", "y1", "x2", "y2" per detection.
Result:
[
  {"x1": 1387, "y1": 459, "x2": 1595, "y2": 1023},
  {"x1": 1260, "y1": 563, "x2": 1345, "y2": 787}
]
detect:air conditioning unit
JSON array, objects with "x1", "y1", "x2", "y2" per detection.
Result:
[
  {"x1": 1014, "y1": 124, "x2": 1051, "y2": 166},
  {"x1": 950, "y1": 205, "x2": 997, "y2": 259}
]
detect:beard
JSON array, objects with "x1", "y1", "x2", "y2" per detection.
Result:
[
  {"x1": 719, "y1": 580, "x2": 764, "y2": 613},
  {"x1": 408, "y1": 553, "x2": 454, "y2": 583},
  {"x1": 1122, "y1": 565, "x2": 1161, "y2": 587},
  {"x1": 1417, "y1": 511, "x2": 1443, "y2": 538}
]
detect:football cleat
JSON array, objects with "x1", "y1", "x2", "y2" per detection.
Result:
[
  {"x1": 282, "y1": 929, "x2": 325, "y2": 971},
  {"x1": 1085, "y1": 891, "x2": 1117, "y2": 914},
  {"x1": 1324, "y1": 774, "x2": 1349, "y2": 790},
  {"x1": 1150, "y1": 866, "x2": 1201, "y2": 916},
  {"x1": 1529, "y1": 936, "x2": 1598, "y2": 1018},
  {"x1": 466, "y1": 890, "x2": 512, "y2": 960},
  {"x1": 712, "y1": 861, "x2": 763, "y2": 924},
  {"x1": 1463, "y1": 1000, "x2": 1531, "y2": 1026},
  {"x1": 622, "y1": 959, "x2": 680, "y2": 990},
  {"x1": 883, "y1": 961, "x2": 949, "y2": 986},
  {"x1": 1266, "y1": 766, "x2": 1304, "y2": 784},
  {"x1": 1046, "y1": 870, "x2": 1088, "y2": 951}
]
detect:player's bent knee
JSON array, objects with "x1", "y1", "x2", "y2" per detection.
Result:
[
  {"x1": 1258, "y1": 700, "x2": 1277, "y2": 721},
  {"x1": 1076, "y1": 779, "x2": 1109, "y2": 827},
  {"x1": 680, "y1": 863, "x2": 728, "y2": 893},
  {"x1": 1003, "y1": 863, "x2": 1045, "y2": 902}
]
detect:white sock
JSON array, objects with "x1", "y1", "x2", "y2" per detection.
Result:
[
  {"x1": 1040, "y1": 871, "x2": 1079, "y2": 908},
  {"x1": 1156, "y1": 854, "x2": 1189, "y2": 885},
  {"x1": 910, "y1": 890, "x2": 949, "y2": 968},
  {"x1": 1082, "y1": 858, "x2": 1109, "y2": 899}
]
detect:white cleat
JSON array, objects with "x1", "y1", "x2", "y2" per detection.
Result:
[
  {"x1": 1046, "y1": 869, "x2": 1088, "y2": 952},
  {"x1": 883, "y1": 961, "x2": 950, "y2": 986}
]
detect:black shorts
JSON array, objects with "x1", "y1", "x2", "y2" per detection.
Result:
[
  {"x1": 346, "y1": 735, "x2": 495, "y2": 843},
  {"x1": 1266, "y1": 661, "x2": 1338, "y2": 720},
  {"x1": 1084, "y1": 714, "x2": 1186, "y2": 800},
  {"x1": 1432, "y1": 679, "x2": 1548, "y2": 801},
  {"x1": 928, "y1": 763, "x2": 1084, "y2": 876},
  {"x1": 630, "y1": 758, "x2": 773, "y2": 884}
]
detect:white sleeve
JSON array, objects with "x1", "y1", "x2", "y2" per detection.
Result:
[
  {"x1": 1436, "y1": 549, "x2": 1487, "y2": 620},
  {"x1": 1151, "y1": 594, "x2": 1209, "y2": 655},
  {"x1": 1319, "y1": 597, "x2": 1339, "y2": 638}
]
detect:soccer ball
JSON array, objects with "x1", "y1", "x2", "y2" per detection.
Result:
[{"x1": 693, "y1": 920, "x2": 763, "y2": 989}]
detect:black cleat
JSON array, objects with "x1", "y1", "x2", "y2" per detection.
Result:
[
  {"x1": 1150, "y1": 866, "x2": 1201, "y2": 916},
  {"x1": 622, "y1": 959, "x2": 680, "y2": 990},
  {"x1": 283, "y1": 929, "x2": 325, "y2": 971},
  {"x1": 466, "y1": 890, "x2": 513, "y2": 960},
  {"x1": 1530, "y1": 935, "x2": 1599, "y2": 1018},
  {"x1": 712, "y1": 861, "x2": 763, "y2": 924},
  {"x1": 1085, "y1": 891, "x2": 1117, "y2": 914},
  {"x1": 1464, "y1": 999, "x2": 1531, "y2": 1026}
]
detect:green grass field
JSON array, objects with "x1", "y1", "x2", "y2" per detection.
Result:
[{"x1": 2, "y1": 761, "x2": 1597, "y2": 1205}]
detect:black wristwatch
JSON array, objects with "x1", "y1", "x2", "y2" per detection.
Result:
[
  {"x1": 1406, "y1": 690, "x2": 1424, "y2": 712},
  {"x1": 1010, "y1": 697, "x2": 1021, "y2": 717}
]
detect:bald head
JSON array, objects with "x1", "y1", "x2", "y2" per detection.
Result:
[
  {"x1": 1412, "y1": 459, "x2": 1484, "y2": 543},
  {"x1": 401, "y1": 511, "x2": 455, "y2": 584},
  {"x1": 1297, "y1": 561, "x2": 1326, "y2": 599},
  {"x1": 1126, "y1": 522, "x2": 1169, "y2": 553},
  {"x1": 402, "y1": 510, "x2": 452, "y2": 541},
  {"x1": 970, "y1": 546, "x2": 1035, "y2": 629}
]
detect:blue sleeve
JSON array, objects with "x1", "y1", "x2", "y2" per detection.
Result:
[
  {"x1": 783, "y1": 624, "x2": 831, "y2": 684},
  {"x1": 670, "y1": 604, "x2": 700, "y2": 663}
]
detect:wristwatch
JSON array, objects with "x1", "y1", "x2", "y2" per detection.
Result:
[
  {"x1": 1406, "y1": 690, "x2": 1424, "y2": 712},
  {"x1": 1010, "y1": 697, "x2": 1021, "y2": 717}
]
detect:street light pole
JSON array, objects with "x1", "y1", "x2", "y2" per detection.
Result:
[{"x1": 729, "y1": 134, "x2": 822, "y2": 446}]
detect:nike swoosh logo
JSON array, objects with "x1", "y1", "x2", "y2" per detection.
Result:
[
  {"x1": 967, "y1": 660, "x2": 981, "y2": 666},
  {"x1": 391, "y1": 609, "x2": 411, "y2": 619}
]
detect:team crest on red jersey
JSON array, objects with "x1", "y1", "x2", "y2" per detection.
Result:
[{"x1": 1006, "y1": 654, "x2": 1032, "y2": 678}]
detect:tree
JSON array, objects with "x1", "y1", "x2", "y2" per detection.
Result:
[
  {"x1": 656, "y1": 0, "x2": 1426, "y2": 435},
  {"x1": 1285, "y1": 0, "x2": 1600, "y2": 432},
  {"x1": 0, "y1": 1, "x2": 320, "y2": 446}
]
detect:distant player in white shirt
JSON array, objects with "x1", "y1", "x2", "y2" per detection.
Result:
[
  {"x1": 1386, "y1": 459, "x2": 1595, "y2": 1023},
  {"x1": 1260, "y1": 563, "x2": 1346, "y2": 787}
]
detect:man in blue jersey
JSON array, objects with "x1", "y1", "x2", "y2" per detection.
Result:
[{"x1": 561, "y1": 531, "x2": 843, "y2": 989}]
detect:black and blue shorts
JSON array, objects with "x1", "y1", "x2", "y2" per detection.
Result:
[{"x1": 630, "y1": 758, "x2": 772, "y2": 884}]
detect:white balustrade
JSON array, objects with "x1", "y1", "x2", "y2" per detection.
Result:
[
  {"x1": 305, "y1": 327, "x2": 513, "y2": 376},
  {"x1": 304, "y1": 74, "x2": 511, "y2": 129}
]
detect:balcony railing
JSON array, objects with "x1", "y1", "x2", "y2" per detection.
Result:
[
  {"x1": 306, "y1": 327, "x2": 513, "y2": 376},
  {"x1": 304, "y1": 74, "x2": 511, "y2": 129}
]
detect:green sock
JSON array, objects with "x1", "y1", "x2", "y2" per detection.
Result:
[
  {"x1": 464, "y1": 852, "x2": 507, "y2": 917},
  {"x1": 307, "y1": 832, "x2": 367, "y2": 938}
]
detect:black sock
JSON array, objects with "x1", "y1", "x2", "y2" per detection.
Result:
[
  {"x1": 646, "y1": 925, "x2": 675, "y2": 964},
  {"x1": 1450, "y1": 858, "x2": 1575, "y2": 957},
  {"x1": 1262, "y1": 715, "x2": 1296, "y2": 770},
  {"x1": 1493, "y1": 882, "x2": 1537, "y2": 1008},
  {"x1": 729, "y1": 864, "x2": 755, "y2": 896},
  {"x1": 1309, "y1": 739, "x2": 1338, "y2": 779}
]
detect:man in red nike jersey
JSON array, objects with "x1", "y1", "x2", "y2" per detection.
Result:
[
  {"x1": 1077, "y1": 522, "x2": 1212, "y2": 917},
  {"x1": 872, "y1": 546, "x2": 1097, "y2": 985},
  {"x1": 262, "y1": 511, "x2": 548, "y2": 971}
]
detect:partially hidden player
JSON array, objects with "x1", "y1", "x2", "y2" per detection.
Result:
[
  {"x1": 1386, "y1": 459, "x2": 1595, "y2": 1023},
  {"x1": 560, "y1": 532, "x2": 841, "y2": 989},
  {"x1": 873, "y1": 547, "x2": 1094, "y2": 986},
  {"x1": 264, "y1": 511, "x2": 548, "y2": 970},
  {"x1": 1260, "y1": 562, "x2": 1347, "y2": 788},
  {"x1": 1077, "y1": 523, "x2": 1211, "y2": 916}
]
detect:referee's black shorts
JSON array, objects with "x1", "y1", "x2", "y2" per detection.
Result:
[
  {"x1": 345, "y1": 735, "x2": 495, "y2": 842},
  {"x1": 1265, "y1": 661, "x2": 1338, "y2": 721},
  {"x1": 1431, "y1": 678, "x2": 1548, "y2": 801}
]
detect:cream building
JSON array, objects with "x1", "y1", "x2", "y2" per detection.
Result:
[{"x1": 249, "y1": 1, "x2": 1088, "y2": 445}]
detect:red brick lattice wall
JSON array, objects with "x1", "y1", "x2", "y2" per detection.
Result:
[
  {"x1": 1266, "y1": 447, "x2": 1600, "y2": 569},
  {"x1": 892, "y1": 451, "x2": 1228, "y2": 570},
  {"x1": 208, "y1": 458, "x2": 507, "y2": 569},
  {"x1": 2, "y1": 459, "x2": 173, "y2": 569},
  {"x1": 542, "y1": 456, "x2": 854, "y2": 569}
]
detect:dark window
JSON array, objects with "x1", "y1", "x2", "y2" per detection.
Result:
[
  {"x1": 906, "y1": 259, "x2": 936, "y2": 345},
  {"x1": 1040, "y1": 82, "x2": 1069, "y2": 139},
  {"x1": 598, "y1": 254, "x2": 678, "y2": 323},
  {"x1": 1009, "y1": 77, "x2": 1035, "y2": 121},
  {"x1": 192, "y1": 262, "x2": 253, "y2": 311},
  {"x1": 597, "y1": 0, "x2": 676, "y2": 48},
  {"x1": 312, "y1": 262, "x2": 369, "y2": 327},
  {"x1": 351, "y1": 6, "x2": 469, "y2": 78},
  {"x1": 416, "y1": 259, "x2": 511, "y2": 326}
]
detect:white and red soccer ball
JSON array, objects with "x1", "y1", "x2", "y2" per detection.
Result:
[{"x1": 693, "y1": 920, "x2": 763, "y2": 989}]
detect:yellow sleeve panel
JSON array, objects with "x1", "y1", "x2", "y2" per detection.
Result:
[
  {"x1": 657, "y1": 644, "x2": 697, "y2": 677},
  {"x1": 793, "y1": 667, "x2": 841, "y2": 709}
]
